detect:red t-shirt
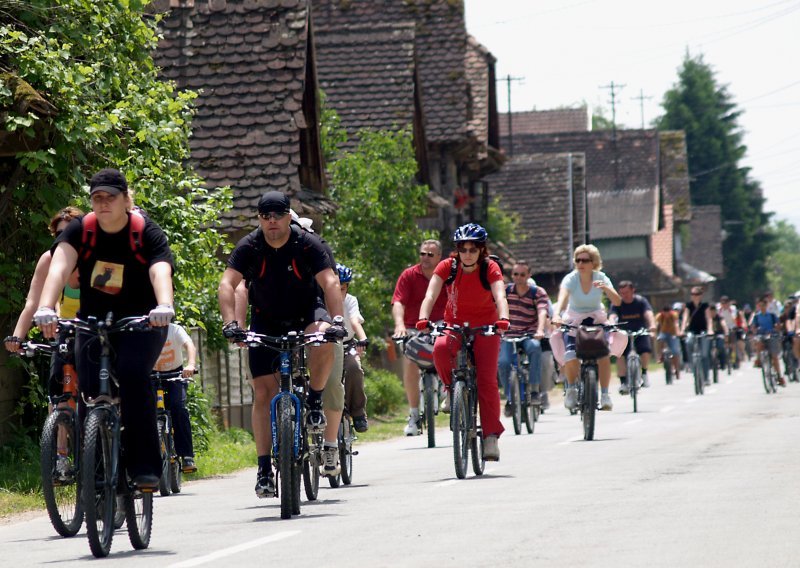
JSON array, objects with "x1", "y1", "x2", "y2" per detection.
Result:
[
  {"x1": 433, "y1": 258, "x2": 503, "y2": 326},
  {"x1": 392, "y1": 264, "x2": 446, "y2": 325}
]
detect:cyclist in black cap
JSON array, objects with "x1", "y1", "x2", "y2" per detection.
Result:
[{"x1": 218, "y1": 190, "x2": 346, "y2": 498}]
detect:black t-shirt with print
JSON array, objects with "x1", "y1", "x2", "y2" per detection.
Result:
[
  {"x1": 227, "y1": 224, "x2": 335, "y2": 322},
  {"x1": 686, "y1": 301, "x2": 710, "y2": 334},
  {"x1": 54, "y1": 214, "x2": 173, "y2": 319},
  {"x1": 610, "y1": 294, "x2": 652, "y2": 331}
]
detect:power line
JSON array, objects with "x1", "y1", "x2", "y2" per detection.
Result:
[
  {"x1": 631, "y1": 89, "x2": 653, "y2": 128},
  {"x1": 497, "y1": 74, "x2": 525, "y2": 157},
  {"x1": 740, "y1": 78, "x2": 800, "y2": 103}
]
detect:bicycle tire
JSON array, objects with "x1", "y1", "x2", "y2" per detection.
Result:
[
  {"x1": 82, "y1": 409, "x2": 116, "y2": 558},
  {"x1": 582, "y1": 366, "x2": 597, "y2": 441},
  {"x1": 40, "y1": 410, "x2": 83, "y2": 537},
  {"x1": 340, "y1": 415, "x2": 353, "y2": 485},
  {"x1": 278, "y1": 398, "x2": 294, "y2": 519},
  {"x1": 125, "y1": 490, "x2": 153, "y2": 550},
  {"x1": 761, "y1": 353, "x2": 772, "y2": 394},
  {"x1": 168, "y1": 429, "x2": 182, "y2": 494},
  {"x1": 423, "y1": 373, "x2": 437, "y2": 448},
  {"x1": 712, "y1": 354, "x2": 719, "y2": 383},
  {"x1": 523, "y1": 383, "x2": 535, "y2": 434},
  {"x1": 628, "y1": 355, "x2": 639, "y2": 414},
  {"x1": 157, "y1": 418, "x2": 171, "y2": 497},
  {"x1": 304, "y1": 451, "x2": 321, "y2": 497},
  {"x1": 663, "y1": 353, "x2": 673, "y2": 385},
  {"x1": 510, "y1": 369, "x2": 522, "y2": 435},
  {"x1": 451, "y1": 381, "x2": 469, "y2": 479},
  {"x1": 693, "y1": 357, "x2": 702, "y2": 395},
  {"x1": 291, "y1": 445, "x2": 301, "y2": 516}
]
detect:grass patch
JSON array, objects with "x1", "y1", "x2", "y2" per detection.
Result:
[
  {"x1": 186, "y1": 428, "x2": 257, "y2": 478},
  {"x1": 0, "y1": 431, "x2": 43, "y2": 518}
]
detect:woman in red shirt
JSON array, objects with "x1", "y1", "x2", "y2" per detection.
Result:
[{"x1": 416, "y1": 223, "x2": 509, "y2": 461}]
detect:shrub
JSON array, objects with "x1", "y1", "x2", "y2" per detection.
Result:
[{"x1": 363, "y1": 364, "x2": 405, "y2": 416}]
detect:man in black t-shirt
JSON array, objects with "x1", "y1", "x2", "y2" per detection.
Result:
[
  {"x1": 610, "y1": 281, "x2": 656, "y2": 393},
  {"x1": 681, "y1": 286, "x2": 713, "y2": 385},
  {"x1": 218, "y1": 191, "x2": 345, "y2": 498}
]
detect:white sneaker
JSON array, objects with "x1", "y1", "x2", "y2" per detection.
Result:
[
  {"x1": 618, "y1": 382, "x2": 630, "y2": 395},
  {"x1": 600, "y1": 393, "x2": 613, "y2": 411},
  {"x1": 564, "y1": 387, "x2": 578, "y2": 411},
  {"x1": 441, "y1": 392, "x2": 451, "y2": 414},
  {"x1": 403, "y1": 416, "x2": 421, "y2": 436},
  {"x1": 55, "y1": 455, "x2": 71, "y2": 480},
  {"x1": 483, "y1": 435, "x2": 500, "y2": 461},
  {"x1": 641, "y1": 374, "x2": 651, "y2": 388},
  {"x1": 321, "y1": 446, "x2": 340, "y2": 476}
]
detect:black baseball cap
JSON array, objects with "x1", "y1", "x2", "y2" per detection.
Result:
[
  {"x1": 89, "y1": 168, "x2": 128, "y2": 195},
  {"x1": 257, "y1": 191, "x2": 291, "y2": 214}
]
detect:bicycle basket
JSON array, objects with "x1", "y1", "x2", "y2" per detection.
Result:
[
  {"x1": 575, "y1": 326, "x2": 609, "y2": 359},
  {"x1": 404, "y1": 334, "x2": 435, "y2": 369}
]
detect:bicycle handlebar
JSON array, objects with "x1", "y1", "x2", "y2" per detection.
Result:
[
  {"x1": 430, "y1": 322, "x2": 499, "y2": 337},
  {"x1": 150, "y1": 369, "x2": 198, "y2": 382},
  {"x1": 241, "y1": 329, "x2": 340, "y2": 351},
  {"x1": 59, "y1": 314, "x2": 152, "y2": 335}
]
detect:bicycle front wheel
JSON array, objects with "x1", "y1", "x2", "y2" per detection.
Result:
[
  {"x1": 451, "y1": 381, "x2": 469, "y2": 479},
  {"x1": 340, "y1": 415, "x2": 354, "y2": 486},
  {"x1": 125, "y1": 489, "x2": 153, "y2": 550},
  {"x1": 510, "y1": 369, "x2": 522, "y2": 435},
  {"x1": 157, "y1": 418, "x2": 171, "y2": 497},
  {"x1": 523, "y1": 383, "x2": 535, "y2": 434},
  {"x1": 663, "y1": 353, "x2": 673, "y2": 385},
  {"x1": 82, "y1": 409, "x2": 116, "y2": 558},
  {"x1": 693, "y1": 358, "x2": 703, "y2": 395},
  {"x1": 582, "y1": 366, "x2": 597, "y2": 441},
  {"x1": 41, "y1": 409, "x2": 83, "y2": 537},
  {"x1": 628, "y1": 355, "x2": 640, "y2": 413},
  {"x1": 761, "y1": 355, "x2": 772, "y2": 394},
  {"x1": 305, "y1": 435, "x2": 322, "y2": 497},
  {"x1": 277, "y1": 398, "x2": 295, "y2": 519},
  {"x1": 423, "y1": 373, "x2": 437, "y2": 448}
]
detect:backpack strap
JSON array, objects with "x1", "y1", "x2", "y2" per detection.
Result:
[
  {"x1": 80, "y1": 211, "x2": 148, "y2": 265},
  {"x1": 129, "y1": 211, "x2": 147, "y2": 265},
  {"x1": 80, "y1": 212, "x2": 98, "y2": 262}
]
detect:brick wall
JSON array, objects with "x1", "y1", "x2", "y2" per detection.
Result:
[{"x1": 651, "y1": 203, "x2": 674, "y2": 276}]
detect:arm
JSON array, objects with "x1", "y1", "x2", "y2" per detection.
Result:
[
  {"x1": 181, "y1": 332, "x2": 198, "y2": 377},
  {"x1": 599, "y1": 282, "x2": 621, "y2": 307},
  {"x1": 680, "y1": 308, "x2": 689, "y2": 335},
  {"x1": 37, "y1": 243, "x2": 78, "y2": 338},
  {"x1": 391, "y1": 302, "x2": 407, "y2": 337},
  {"x1": 234, "y1": 280, "x2": 248, "y2": 326},
  {"x1": 645, "y1": 309, "x2": 657, "y2": 333},
  {"x1": 218, "y1": 267, "x2": 244, "y2": 326},
  {"x1": 6, "y1": 251, "x2": 52, "y2": 351},
  {"x1": 418, "y1": 275, "x2": 444, "y2": 321},
  {"x1": 536, "y1": 308, "x2": 548, "y2": 338},
  {"x1": 317, "y1": 268, "x2": 344, "y2": 320},
  {"x1": 491, "y1": 278, "x2": 509, "y2": 321},
  {"x1": 149, "y1": 261, "x2": 174, "y2": 308},
  {"x1": 551, "y1": 287, "x2": 570, "y2": 325},
  {"x1": 705, "y1": 307, "x2": 713, "y2": 334}
]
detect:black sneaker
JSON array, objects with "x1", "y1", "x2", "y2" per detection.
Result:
[
  {"x1": 255, "y1": 470, "x2": 275, "y2": 498},
  {"x1": 306, "y1": 408, "x2": 326, "y2": 431},
  {"x1": 503, "y1": 401, "x2": 513, "y2": 417},
  {"x1": 182, "y1": 456, "x2": 197, "y2": 473},
  {"x1": 529, "y1": 391, "x2": 542, "y2": 405},
  {"x1": 353, "y1": 415, "x2": 369, "y2": 433}
]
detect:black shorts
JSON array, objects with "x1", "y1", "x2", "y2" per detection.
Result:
[
  {"x1": 622, "y1": 333, "x2": 652, "y2": 357},
  {"x1": 248, "y1": 302, "x2": 330, "y2": 378}
]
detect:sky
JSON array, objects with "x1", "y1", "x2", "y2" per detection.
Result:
[{"x1": 465, "y1": 0, "x2": 800, "y2": 231}]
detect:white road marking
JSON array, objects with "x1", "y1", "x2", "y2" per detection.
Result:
[
  {"x1": 624, "y1": 419, "x2": 643, "y2": 426},
  {"x1": 660, "y1": 405, "x2": 675, "y2": 413},
  {"x1": 168, "y1": 531, "x2": 300, "y2": 567}
]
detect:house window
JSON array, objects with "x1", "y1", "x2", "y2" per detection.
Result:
[{"x1": 593, "y1": 237, "x2": 647, "y2": 260}]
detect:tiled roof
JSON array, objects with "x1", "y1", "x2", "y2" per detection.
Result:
[
  {"x1": 658, "y1": 131, "x2": 691, "y2": 222},
  {"x1": 683, "y1": 205, "x2": 724, "y2": 276},
  {"x1": 499, "y1": 108, "x2": 590, "y2": 137},
  {"x1": 485, "y1": 152, "x2": 586, "y2": 274},
  {"x1": 154, "y1": 0, "x2": 332, "y2": 231},
  {"x1": 312, "y1": 0, "x2": 469, "y2": 144},
  {"x1": 508, "y1": 130, "x2": 660, "y2": 193},
  {"x1": 588, "y1": 188, "x2": 659, "y2": 239},
  {"x1": 465, "y1": 35, "x2": 497, "y2": 158},
  {"x1": 603, "y1": 257, "x2": 681, "y2": 297},
  {"x1": 315, "y1": 23, "x2": 417, "y2": 150}
]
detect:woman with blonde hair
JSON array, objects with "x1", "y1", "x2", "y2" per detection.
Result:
[{"x1": 551, "y1": 244, "x2": 622, "y2": 411}]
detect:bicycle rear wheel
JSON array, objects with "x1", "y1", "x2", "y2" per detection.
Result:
[
  {"x1": 510, "y1": 369, "x2": 522, "y2": 435},
  {"x1": 157, "y1": 418, "x2": 171, "y2": 497},
  {"x1": 304, "y1": 444, "x2": 321, "y2": 497},
  {"x1": 423, "y1": 373, "x2": 437, "y2": 448},
  {"x1": 340, "y1": 415, "x2": 354, "y2": 485},
  {"x1": 628, "y1": 355, "x2": 640, "y2": 414},
  {"x1": 582, "y1": 366, "x2": 597, "y2": 441},
  {"x1": 693, "y1": 358, "x2": 703, "y2": 395},
  {"x1": 169, "y1": 432, "x2": 182, "y2": 494},
  {"x1": 125, "y1": 489, "x2": 153, "y2": 550},
  {"x1": 663, "y1": 352, "x2": 673, "y2": 385},
  {"x1": 761, "y1": 354, "x2": 772, "y2": 394},
  {"x1": 277, "y1": 398, "x2": 295, "y2": 519},
  {"x1": 451, "y1": 381, "x2": 469, "y2": 479},
  {"x1": 41, "y1": 409, "x2": 83, "y2": 537},
  {"x1": 82, "y1": 409, "x2": 116, "y2": 558},
  {"x1": 522, "y1": 383, "x2": 535, "y2": 434}
]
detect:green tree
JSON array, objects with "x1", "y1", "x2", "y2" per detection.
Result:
[
  {"x1": 0, "y1": 0, "x2": 231, "y2": 338},
  {"x1": 765, "y1": 220, "x2": 800, "y2": 300},
  {"x1": 656, "y1": 53, "x2": 773, "y2": 300}
]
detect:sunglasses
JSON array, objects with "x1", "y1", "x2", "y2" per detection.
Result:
[
  {"x1": 512, "y1": 272, "x2": 527, "y2": 277},
  {"x1": 574, "y1": 258, "x2": 592, "y2": 264},
  {"x1": 457, "y1": 245, "x2": 480, "y2": 254},
  {"x1": 419, "y1": 251, "x2": 435, "y2": 257},
  {"x1": 259, "y1": 211, "x2": 288, "y2": 221},
  {"x1": 691, "y1": 292, "x2": 702, "y2": 296}
]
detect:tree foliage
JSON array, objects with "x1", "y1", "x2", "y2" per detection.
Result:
[
  {"x1": 765, "y1": 220, "x2": 800, "y2": 301},
  {"x1": 656, "y1": 53, "x2": 773, "y2": 300},
  {"x1": 0, "y1": 0, "x2": 231, "y2": 337}
]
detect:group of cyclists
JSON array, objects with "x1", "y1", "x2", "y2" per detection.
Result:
[{"x1": 4, "y1": 176, "x2": 798, "y2": 529}]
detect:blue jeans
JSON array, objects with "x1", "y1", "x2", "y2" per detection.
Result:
[
  {"x1": 685, "y1": 333, "x2": 711, "y2": 379},
  {"x1": 498, "y1": 337, "x2": 542, "y2": 399}
]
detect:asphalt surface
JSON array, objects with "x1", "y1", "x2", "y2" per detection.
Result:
[{"x1": 2, "y1": 362, "x2": 799, "y2": 567}]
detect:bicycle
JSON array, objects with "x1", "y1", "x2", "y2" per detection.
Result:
[
  {"x1": 395, "y1": 334, "x2": 442, "y2": 448},
  {"x1": 685, "y1": 332, "x2": 708, "y2": 396},
  {"x1": 59, "y1": 314, "x2": 155, "y2": 558},
  {"x1": 151, "y1": 369, "x2": 197, "y2": 496},
  {"x1": 560, "y1": 322, "x2": 621, "y2": 441},
  {"x1": 502, "y1": 335, "x2": 537, "y2": 435},
  {"x1": 624, "y1": 329, "x2": 651, "y2": 413},
  {"x1": 239, "y1": 328, "x2": 338, "y2": 519},
  {"x1": 709, "y1": 333, "x2": 726, "y2": 384},
  {"x1": 430, "y1": 322, "x2": 496, "y2": 479},
  {"x1": 661, "y1": 343, "x2": 675, "y2": 385},
  {"x1": 781, "y1": 334, "x2": 798, "y2": 383},
  {"x1": 756, "y1": 333, "x2": 778, "y2": 394},
  {"x1": 328, "y1": 339, "x2": 362, "y2": 488},
  {"x1": 14, "y1": 339, "x2": 84, "y2": 537}
]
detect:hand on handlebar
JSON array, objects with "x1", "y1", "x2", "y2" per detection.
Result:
[
  {"x1": 149, "y1": 304, "x2": 174, "y2": 327},
  {"x1": 182, "y1": 365, "x2": 196, "y2": 379},
  {"x1": 3, "y1": 335, "x2": 23, "y2": 353},
  {"x1": 34, "y1": 307, "x2": 58, "y2": 339},
  {"x1": 415, "y1": 319, "x2": 430, "y2": 331},
  {"x1": 495, "y1": 318, "x2": 510, "y2": 332},
  {"x1": 223, "y1": 321, "x2": 246, "y2": 343}
]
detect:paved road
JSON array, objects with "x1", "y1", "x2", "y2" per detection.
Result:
[{"x1": 2, "y1": 363, "x2": 799, "y2": 567}]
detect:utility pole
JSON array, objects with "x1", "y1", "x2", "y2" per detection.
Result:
[
  {"x1": 498, "y1": 74, "x2": 524, "y2": 157},
  {"x1": 600, "y1": 81, "x2": 625, "y2": 189},
  {"x1": 631, "y1": 88, "x2": 653, "y2": 129}
]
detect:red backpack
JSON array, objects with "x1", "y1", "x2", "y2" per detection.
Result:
[{"x1": 80, "y1": 210, "x2": 147, "y2": 265}]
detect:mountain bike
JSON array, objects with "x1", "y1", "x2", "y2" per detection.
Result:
[
  {"x1": 560, "y1": 323, "x2": 621, "y2": 441},
  {"x1": 240, "y1": 329, "x2": 339, "y2": 519},
  {"x1": 151, "y1": 369, "x2": 197, "y2": 496},
  {"x1": 395, "y1": 334, "x2": 442, "y2": 448},
  {"x1": 60, "y1": 314, "x2": 155, "y2": 558},
  {"x1": 756, "y1": 334, "x2": 778, "y2": 394},
  {"x1": 431, "y1": 322, "x2": 496, "y2": 479},
  {"x1": 502, "y1": 335, "x2": 537, "y2": 434},
  {"x1": 661, "y1": 344, "x2": 675, "y2": 385},
  {"x1": 15, "y1": 339, "x2": 84, "y2": 537},
  {"x1": 709, "y1": 333, "x2": 725, "y2": 384},
  {"x1": 624, "y1": 329, "x2": 651, "y2": 413},
  {"x1": 781, "y1": 334, "x2": 798, "y2": 383},
  {"x1": 686, "y1": 332, "x2": 708, "y2": 396}
]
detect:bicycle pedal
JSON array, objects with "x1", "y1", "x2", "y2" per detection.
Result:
[{"x1": 352, "y1": 451, "x2": 359, "y2": 456}]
